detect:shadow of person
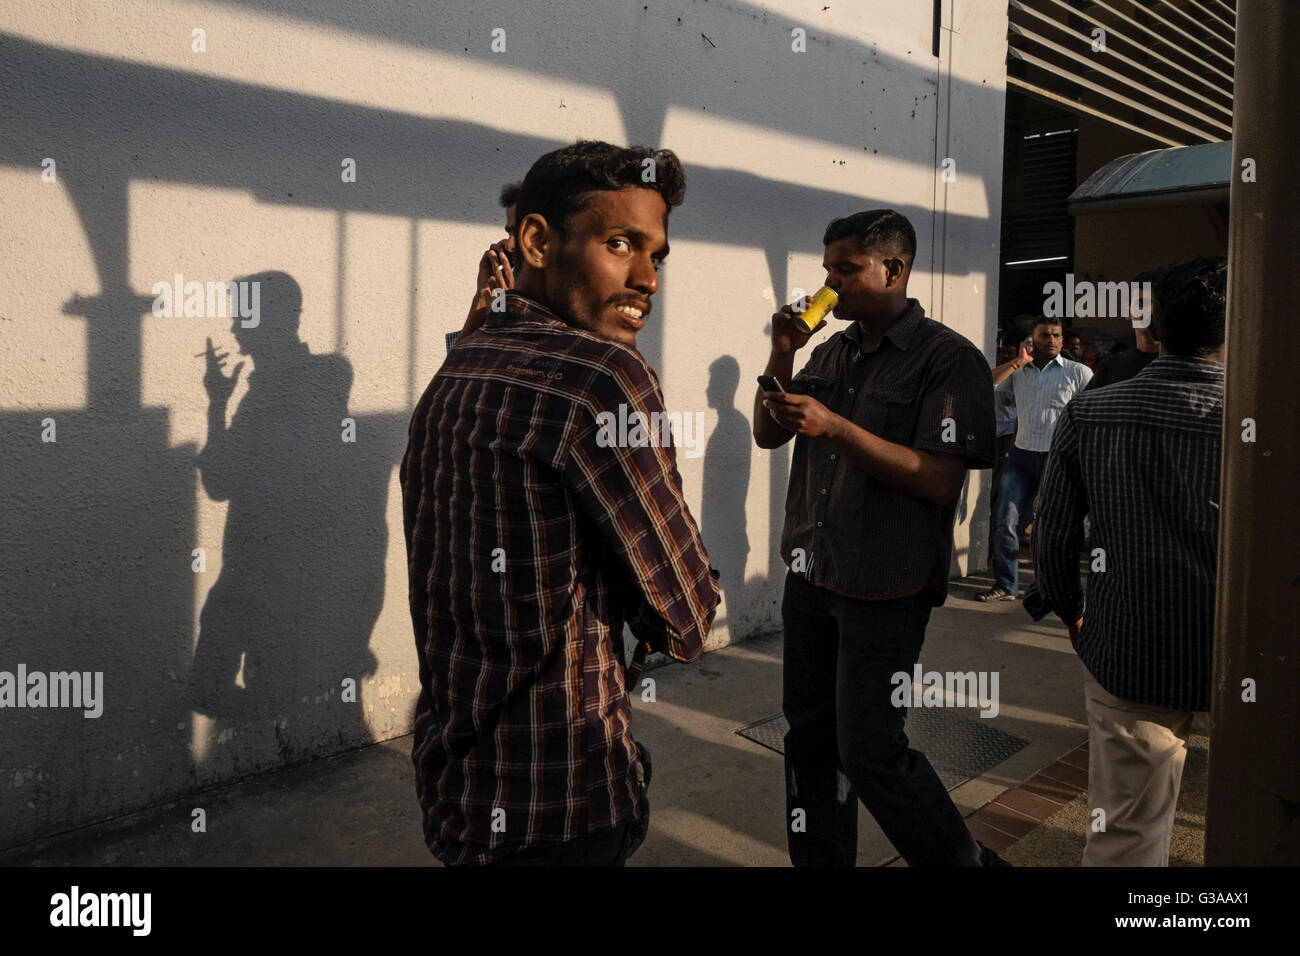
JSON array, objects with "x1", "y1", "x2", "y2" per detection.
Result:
[
  {"x1": 189, "y1": 271, "x2": 381, "y2": 772},
  {"x1": 701, "y1": 355, "x2": 752, "y2": 635}
]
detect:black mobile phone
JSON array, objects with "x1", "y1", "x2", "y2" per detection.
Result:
[{"x1": 756, "y1": 374, "x2": 785, "y2": 393}]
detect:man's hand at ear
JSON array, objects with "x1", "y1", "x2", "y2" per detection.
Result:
[{"x1": 464, "y1": 238, "x2": 517, "y2": 334}]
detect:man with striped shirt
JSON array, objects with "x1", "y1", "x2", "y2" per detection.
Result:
[
  {"x1": 401, "y1": 142, "x2": 719, "y2": 866},
  {"x1": 1026, "y1": 257, "x2": 1227, "y2": 866}
]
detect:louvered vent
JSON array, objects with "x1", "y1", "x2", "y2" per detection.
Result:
[
  {"x1": 1006, "y1": 0, "x2": 1236, "y2": 147},
  {"x1": 1001, "y1": 124, "x2": 1078, "y2": 268}
]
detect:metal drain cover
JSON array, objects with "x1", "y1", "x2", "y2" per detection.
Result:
[{"x1": 736, "y1": 709, "x2": 1029, "y2": 791}]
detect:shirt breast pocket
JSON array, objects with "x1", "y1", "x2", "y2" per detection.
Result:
[{"x1": 863, "y1": 386, "x2": 919, "y2": 445}]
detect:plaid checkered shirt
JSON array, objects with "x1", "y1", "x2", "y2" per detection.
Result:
[{"x1": 401, "y1": 292, "x2": 719, "y2": 865}]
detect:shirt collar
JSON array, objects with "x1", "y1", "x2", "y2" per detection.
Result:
[
  {"x1": 1142, "y1": 354, "x2": 1226, "y2": 381},
  {"x1": 484, "y1": 291, "x2": 566, "y2": 329},
  {"x1": 1025, "y1": 352, "x2": 1066, "y2": 370},
  {"x1": 843, "y1": 299, "x2": 925, "y2": 352}
]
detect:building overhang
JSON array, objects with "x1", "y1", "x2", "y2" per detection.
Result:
[{"x1": 1068, "y1": 140, "x2": 1231, "y2": 214}]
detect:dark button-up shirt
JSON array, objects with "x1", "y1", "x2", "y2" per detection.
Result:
[
  {"x1": 781, "y1": 299, "x2": 996, "y2": 604},
  {"x1": 1027, "y1": 356, "x2": 1224, "y2": 710},
  {"x1": 401, "y1": 292, "x2": 719, "y2": 866},
  {"x1": 1084, "y1": 347, "x2": 1157, "y2": 391}
]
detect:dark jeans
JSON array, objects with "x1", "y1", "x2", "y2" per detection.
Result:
[
  {"x1": 989, "y1": 434, "x2": 1016, "y2": 513},
  {"x1": 486, "y1": 742, "x2": 652, "y2": 867},
  {"x1": 781, "y1": 572, "x2": 983, "y2": 867},
  {"x1": 991, "y1": 447, "x2": 1048, "y2": 595}
]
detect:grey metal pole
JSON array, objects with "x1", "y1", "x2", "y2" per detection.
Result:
[{"x1": 1207, "y1": 0, "x2": 1300, "y2": 866}]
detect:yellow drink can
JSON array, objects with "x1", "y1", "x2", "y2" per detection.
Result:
[{"x1": 794, "y1": 286, "x2": 838, "y2": 333}]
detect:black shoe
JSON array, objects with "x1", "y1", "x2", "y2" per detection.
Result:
[{"x1": 978, "y1": 841, "x2": 1013, "y2": 867}]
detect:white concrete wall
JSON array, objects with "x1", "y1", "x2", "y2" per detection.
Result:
[{"x1": 0, "y1": 0, "x2": 1007, "y2": 847}]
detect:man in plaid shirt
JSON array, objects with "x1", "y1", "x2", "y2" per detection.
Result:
[
  {"x1": 401, "y1": 141, "x2": 719, "y2": 866},
  {"x1": 1027, "y1": 257, "x2": 1227, "y2": 866}
]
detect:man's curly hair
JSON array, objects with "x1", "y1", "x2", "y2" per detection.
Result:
[{"x1": 514, "y1": 140, "x2": 686, "y2": 238}]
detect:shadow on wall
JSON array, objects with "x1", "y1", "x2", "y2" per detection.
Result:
[
  {"x1": 701, "y1": 355, "x2": 751, "y2": 636},
  {"x1": 189, "y1": 272, "x2": 385, "y2": 775},
  {"x1": 0, "y1": 3, "x2": 1001, "y2": 847}
]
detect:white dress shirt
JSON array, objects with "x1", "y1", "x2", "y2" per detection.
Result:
[{"x1": 995, "y1": 354, "x2": 1093, "y2": 452}]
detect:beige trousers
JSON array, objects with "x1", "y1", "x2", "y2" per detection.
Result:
[{"x1": 1081, "y1": 671, "x2": 1199, "y2": 867}]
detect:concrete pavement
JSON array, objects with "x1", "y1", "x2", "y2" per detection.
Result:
[{"x1": 3, "y1": 570, "x2": 1202, "y2": 867}]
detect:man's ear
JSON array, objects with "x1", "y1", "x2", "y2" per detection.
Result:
[
  {"x1": 884, "y1": 255, "x2": 909, "y2": 288},
  {"x1": 516, "y1": 213, "x2": 551, "y2": 269}
]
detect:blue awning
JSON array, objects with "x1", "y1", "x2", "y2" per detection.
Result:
[{"x1": 1069, "y1": 141, "x2": 1231, "y2": 213}]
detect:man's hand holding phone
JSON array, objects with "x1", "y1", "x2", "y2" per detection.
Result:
[
  {"x1": 758, "y1": 374, "x2": 840, "y2": 439},
  {"x1": 755, "y1": 298, "x2": 829, "y2": 448}
]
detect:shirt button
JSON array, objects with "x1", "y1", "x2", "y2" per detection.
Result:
[
  {"x1": 816, "y1": 521, "x2": 824, "y2": 527},
  {"x1": 820, "y1": 488, "x2": 828, "y2": 495},
  {"x1": 848, "y1": 387, "x2": 856, "y2": 394},
  {"x1": 829, "y1": 453, "x2": 837, "y2": 460}
]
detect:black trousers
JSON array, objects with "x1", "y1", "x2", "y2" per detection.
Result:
[{"x1": 781, "y1": 572, "x2": 983, "y2": 866}]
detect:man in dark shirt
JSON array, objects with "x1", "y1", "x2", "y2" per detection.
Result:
[
  {"x1": 402, "y1": 141, "x2": 720, "y2": 866},
  {"x1": 755, "y1": 209, "x2": 1001, "y2": 866},
  {"x1": 1026, "y1": 257, "x2": 1226, "y2": 865},
  {"x1": 1084, "y1": 266, "x2": 1166, "y2": 391},
  {"x1": 1062, "y1": 331, "x2": 1086, "y2": 365}
]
